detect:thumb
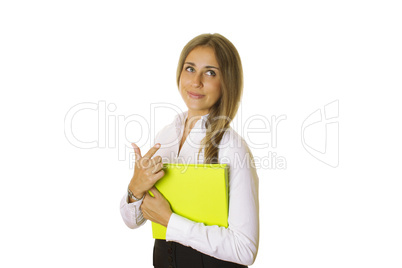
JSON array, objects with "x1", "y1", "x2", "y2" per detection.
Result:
[{"x1": 131, "y1": 143, "x2": 142, "y2": 161}]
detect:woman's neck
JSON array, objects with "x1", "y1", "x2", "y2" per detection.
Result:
[{"x1": 186, "y1": 110, "x2": 208, "y2": 130}]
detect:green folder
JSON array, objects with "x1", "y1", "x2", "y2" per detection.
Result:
[{"x1": 151, "y1": 163, "x2": 229, "y2": 240}]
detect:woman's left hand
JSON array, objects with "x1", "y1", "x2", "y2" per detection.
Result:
[{"x1": 141, "y1": 187, "x2": 173, "y2": 227}]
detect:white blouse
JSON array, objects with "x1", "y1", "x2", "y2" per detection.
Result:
[{"x1": 120, "y1": 111, "x2": 259, "y2": 266}]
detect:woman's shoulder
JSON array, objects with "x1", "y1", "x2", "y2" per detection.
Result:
[
  {"x1": 155, "y1": 112, "x2": 186, "y2": 135},
  {"x1": 218, "y1": 127, "x2": 252, "y2": 158},
  {"x1": 154, "y1": 113, "x2": 182, "y2": 143},
  {"x1": 218, "y1": 127, "x2": 256, "y2": 173}
]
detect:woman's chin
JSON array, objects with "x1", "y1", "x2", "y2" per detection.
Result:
[
  {"x1": 183, "y1": 100, "x2": 203, "y2": 110},
  {"x1": 184, "y1": 105, "x2": 209, "y2": 115}
]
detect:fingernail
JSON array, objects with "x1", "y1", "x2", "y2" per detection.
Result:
[{"x1": 155, "y1": 143, "x2": 161, "y2": 148}]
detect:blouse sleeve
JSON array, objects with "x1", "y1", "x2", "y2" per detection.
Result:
[
  {"x1": 119, "y1": 193, "x2": 146, "y2": 229},
  {"x1": 165, "y1": 135, "x2": 259, "y2": 266}
]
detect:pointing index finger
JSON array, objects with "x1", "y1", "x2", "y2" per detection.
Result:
[
  {"x1": 131, "y1": 143, "x2": 142, "y2": 161},
  {"x1": 143, "y1": 143, "x2": 161, "y2": 159}
]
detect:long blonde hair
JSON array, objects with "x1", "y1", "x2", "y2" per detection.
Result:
[{"x1": 176, "y1": 33, "x2": 243, "y2": 163}]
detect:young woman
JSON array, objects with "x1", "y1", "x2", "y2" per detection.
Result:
[{"x1": 120, "y1": 33, "x2": 259, "y2": 268}]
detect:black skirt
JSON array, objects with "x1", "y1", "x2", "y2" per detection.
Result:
[{"x1": 153, "y1": 239, "x2": 248, "y2": 268}]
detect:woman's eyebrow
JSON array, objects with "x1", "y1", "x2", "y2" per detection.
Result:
[{"x1": 185, "y1": 62, "x2": 220, "y2": 70}]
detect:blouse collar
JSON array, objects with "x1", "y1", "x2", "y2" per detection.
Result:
[{"x1": 174, "y1": 111, "x2": 209, "y2": 130}]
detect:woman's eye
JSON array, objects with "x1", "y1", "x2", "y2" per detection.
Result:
[
  {"x1": 206, "y1": 70, "x2": 216, "y2": 76},
  {"x1": 185, "y1": 66, "x2": 195, "y2": 72}
]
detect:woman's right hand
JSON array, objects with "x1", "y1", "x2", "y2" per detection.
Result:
[{"x1": 128, "y1": 143, "x2": 164, "y2": 202}]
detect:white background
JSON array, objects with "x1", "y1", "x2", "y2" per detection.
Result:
[{"x1": 1, "y1": 1, "x2": 401, "y2": 267}]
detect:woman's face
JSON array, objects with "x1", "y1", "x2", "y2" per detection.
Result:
[{"x1": 179, "y1": 46, "x2": 221, "y2": 117}]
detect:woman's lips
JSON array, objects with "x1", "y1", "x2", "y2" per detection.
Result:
[{"x1": 187, "y1": 91, "x2": 205, "y2": 99}]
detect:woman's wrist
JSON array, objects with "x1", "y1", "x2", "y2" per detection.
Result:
[
  {"x1": 163, "y1": 212, "x2": 173, "y2": 228},
  {"x1": 127, "y1": 186, "x2": 145, "y2": 203}
]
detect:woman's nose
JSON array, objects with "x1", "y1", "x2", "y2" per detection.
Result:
[{"x1": 192, "y1": 74, "x2": 203, "y2": 88}]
